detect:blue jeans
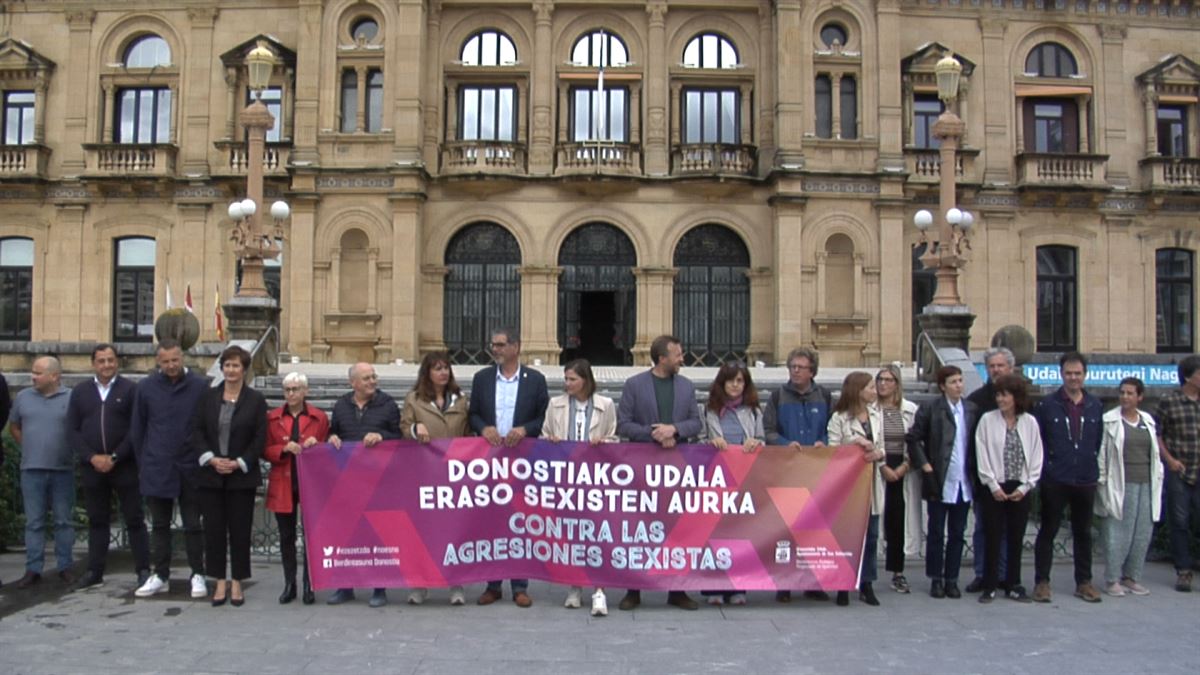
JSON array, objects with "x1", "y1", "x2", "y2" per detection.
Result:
[
  {"x1": 925, "y1": 499, "x2": 970, "y2": 582},
  {"x1": 21, "y1": 469, "x2": 76, "y2": 574},
  {"x1": 1103, "y1": 481, "x2": 1155, "y2": 584},
  {"x1": 1166, "y1": 471, "x2": 1200, "y2": 572},
  {"x1": 861, "y1": 515, "x2": 880, "y2": 585}
]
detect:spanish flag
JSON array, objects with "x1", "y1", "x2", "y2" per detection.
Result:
[{"x1": 214, "y1": 283, "x2": 226, "y2": 342}]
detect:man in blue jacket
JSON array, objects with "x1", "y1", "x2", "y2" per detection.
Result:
[
  {"x1": 131, "y1": 339, "x2": 209, "y2": 599},
  {"x1": 68, "y1": 343, "x2": 149, "y2": 590},
  {"x1": 1032, "y1": 352, "x2": 1104, "y2": 604}
]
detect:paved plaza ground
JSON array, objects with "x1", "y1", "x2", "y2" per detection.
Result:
[{"x1": 0, "y1": 546, "x2": 1195, "y2": 675}]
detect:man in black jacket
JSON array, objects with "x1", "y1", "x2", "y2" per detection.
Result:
[
  {"x1": 68, "y1": 344, "x2": 149, "y2": 590},
  {"x1": 326, "y1": 362, "x2": 401, "y2": 608},
  {"x1": 908, "y1": 365, "x2": 979, "y2": 599}
]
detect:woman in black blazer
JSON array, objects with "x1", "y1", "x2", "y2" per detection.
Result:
[{"x1": 191, "y1": 345, "x2": 267, "y2": 606}]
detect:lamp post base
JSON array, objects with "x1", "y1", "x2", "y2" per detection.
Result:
[
  {"x1": 917, "y1": 304, "x2": 976, "y2": 356},
  {"x1": 222, "y1": 295, "x2": 281, "y2": 376}
]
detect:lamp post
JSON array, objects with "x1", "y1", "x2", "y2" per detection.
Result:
[
  {"x1": 230, "y1": 40, "x2": 287, "y2": 299},
  {"x1": 914, "y1": 52, "x2": 976, "y2": 357}
]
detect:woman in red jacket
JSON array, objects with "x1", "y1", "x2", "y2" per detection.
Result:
[{"x1": 265, "y1": 371, "x2": 329, "y2": 604}]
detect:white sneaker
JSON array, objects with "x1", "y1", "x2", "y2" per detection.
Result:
[
  {"x1": 407, "y1": 588, "x2": 428, "y2": 605},
  {"x1": 1104, "y1": 581, "x2": 1126, "y2": 597},
  {"x1": 190, "y1": 574, "x2": 207, "y2": 599},
  {"x1": 448, "y1": 586, "x2": 465, "y2": 605},
  {"x1": 728, "y1": 592, "x2": 748, "y2": 605},
  {"x1": 564, "y1": 586, "x2": 583, "y2": 608},
  {"x1": 707, "y1": 595, "x2": 724, "y2": 605},
  {"x1": 1121, "y1": 579, "x2": 1150, "y2": 596},
  {"x1": 135, "y1": 574, "x2": 168, "y2": 597},
  {"x1": 590, "y1": 590, "x2": 607, "y2": 617}
]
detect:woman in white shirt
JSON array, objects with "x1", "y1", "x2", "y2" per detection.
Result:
[
  {"x1": 543, "y1": 359, "x2": 617, "y2": 615},
  {"x1": 974, "y1": 374, "x2": 1043, "y2": 603}
]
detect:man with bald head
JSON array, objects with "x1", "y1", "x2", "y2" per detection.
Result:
[
  {"x1": 9, "y1": 356, "x2": 74, "y2": 588},
  {"x1": 327, "y1": 362, "x2": 401, "y2": 607}
]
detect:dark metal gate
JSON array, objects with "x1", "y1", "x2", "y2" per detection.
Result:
[
  {"x1": 444, "y1": 223, "x2": 521, "y2": 364},
  {"x1": 558, "y1": 222, "x2": 636, "y2": 365},
  {"x1": 673, "y1": 224, "x2": 750, "y2": 366}
]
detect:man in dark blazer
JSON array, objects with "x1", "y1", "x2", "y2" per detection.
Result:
[
  {"x1": 616, "y1": 335, "x2": 703, "y2": 611},
  {"x1": 68, "y1": 343, "x2": 149, "y2": 590},
  {"x1": 469, "y1": 327, "x2": 549, "y2": 607},
  {"x1": 907, "y1": 365, "x2": 979, "y2": 600}
]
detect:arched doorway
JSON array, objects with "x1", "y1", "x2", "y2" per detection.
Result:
[
  {"x1": 444, "y1": 223, "x2": 521, "y2": 364},
  {"x1": 558, "y1": 222, "x2": 636, "y2": 365},
  {"x1": 673, "y1": 224, "x2": 750, "y2": 365}
]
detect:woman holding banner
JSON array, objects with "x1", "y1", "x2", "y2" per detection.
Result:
[
  {"x1": 264, "y1": 371, "x2": 329, "y2": 605},
  {"x1": 701, "y1": 361, "x2": 765, "y2": 606},
  {"x1": 543, "y1": 359, "x2": 618, "y2": 616},
  {"x1": 401, "y1": 351, "x2": 470, "y2": 606},
  {"x1": 827, "y1": 372, "x2": 887, "y2": 606},
  {"x1": 873, "y1": 365, "x2": 920, "y2": 595}
]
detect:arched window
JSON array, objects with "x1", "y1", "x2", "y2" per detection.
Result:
[
  {"x1": 0, "y1": 237, "x2": 34, "y2": 339},
  {"x1": 124, "y1": 36, "x2": 171, "y2": 68},
  {"x1": 571, "y1": 30, "x2": 628, "y2": 67},
  {"x1": 461, "y1": 30, "x2": 517, "y2": 66},
  {"x1": 824, "y1": 234, "x2": 855, "y2": 313},
  {"x1": 338, "y1": 229, "x2": 370, "y2": 313},
  {"x1": 444, "y1": 223, "x2": 521, "y2": 364},
  {"x1": 113, "y1": 237, "x2": 156, "y2": 342},
  {"x1": 820, "y1": 23, "x2": 848, "y2": 50},
  {"x1": 558, "y1": 223, "x2": 636, "y2": 366},
  {"x1": 682, "y1": 33, "x2": 738, "y2": 69},
  {"x1": 1036, "y1": 245, "x2": 1077, "y2": 352},
  {"x1": 1157, "y1": 248, "x2": 1194, "y2": 353},
  {"x1": 1025, "y1": 42, "x2": 1077, "y2": 78},
  {"x1": 673, "y1": 225, "x2": 750, "y2": 366},
  {"x1": 351, "y1": 18, "x2": 379, "y2": 44}
]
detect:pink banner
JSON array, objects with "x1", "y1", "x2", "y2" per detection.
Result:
[{"x1": 299, "y1": 438, "x2": 871, "y2": 591}]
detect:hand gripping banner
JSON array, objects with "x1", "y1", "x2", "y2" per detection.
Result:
[{"x1": 299, "y1": 439, "x2": 871, "y2": 592}]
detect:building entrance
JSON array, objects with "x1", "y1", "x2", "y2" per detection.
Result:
[{"x1": 558, "y1": 223, "x2": 636, "y2": 366}]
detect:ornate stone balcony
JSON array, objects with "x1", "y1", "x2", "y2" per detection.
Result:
[
  {"x1": 556, "y1": 142, "x2": 641, "y2": 176},
  {"x1": 213, "y1": 141, "x2": 291, "y2": 177},
  {"x1": 1015, "y1": 152, "x2": 1108, "y2": 188},
  {"x1": 0, "y1": 144, "x2": 50, "y2": 179},
  {"x1": 672, "y1": 143, "x2": 756, "y2": 176},
  {"x1": 440, "y1": 141, "x2": 526, "y2": 176},
  {"x1": 903, "y1": 147, "x2": 979, "y2": 184},
  {"x1": 82, "y1": 143, "x2": 177, "y2": 178},
  {"x1": 1140, "y1": 156, "x2": 1200, "y2": 192}
]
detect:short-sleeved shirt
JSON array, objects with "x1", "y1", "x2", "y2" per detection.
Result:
[
  {"x1": 9, "y1": 386, "x2": 73, "y2": 470},
  {"x1": 1156, "y1": 389, "x2": 1200, "y2": 485}
]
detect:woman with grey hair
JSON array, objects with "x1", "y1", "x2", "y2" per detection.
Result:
[
  {"x1": 265, "y1": 371, "x2": 329, "y2": 604},
  {"x1": 875, "y1": 364, "x2": 920, "y2": 594}
]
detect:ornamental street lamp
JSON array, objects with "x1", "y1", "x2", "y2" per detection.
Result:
[{"x1": 230, "y1": 40, "x2": 287, "y2": 299}]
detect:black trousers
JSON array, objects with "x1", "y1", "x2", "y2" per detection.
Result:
[
  {"x1": 145, "y1": 480, "x2": 205, "y2": 579},
  {"x1": 198, "y1": 486, "x2": 256, "y2": 581},
  {"x1": 981, "y1": 480, "x2": 1032, "y2": 592},
  {"x1": 275, "y1": 502, "x2": 309, "y2": 587},
  {"x1": 1034, "y1": 480, "x2": 1095, "y2": 584},
  {"x1": 82, "y1": 461, "x2": 150, "y2": 576},
  {"x1": 883, "y1": 454, "x2": 907, "y2": 574}
]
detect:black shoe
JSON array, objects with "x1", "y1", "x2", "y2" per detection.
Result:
[
  {"x1": 945, "y1": 582, "x2": 962, "y2": 599},
  {"x1": 835, "y1": 591, "x2": 849, "y2": 606},
  {"x1": 618, "y1": 590, "x2": 641, "y2": 611},
  {"x1": 327, "y1": 588, "x2": 356, "y2": 605},
  {"x1": 979, "y1": 589, "x2": 996, "y2": 604},
  {"x1": 1006, "y1": 586, "x2": 1032, "y2": 603},
  {"x1": 279, "y1": 581, "x2": 297, "y2": 604},
  {"x1": 859, "y1": 583, "x2": 879, "y2": 606},
  {"x1": 804, "y1": 590, "x2": 830, "y2": 601},
  {"x1": 75, "y1": 571, "x2": 104, "y2": 590},
  {"x1": 16, "y1": 571, "x2": 41, "y2": 589},
  {"x1": 930, "y1": 580, "x2": 945, "y2": 598},
  {"x1": 302, "y1": 579, "x2": 315, "y2": 605},
  {"x1": 965, "y1": 577, "x2": 985, "y2": 593},
  {"x1": 775, "y1": 590, "x2": 792, "y2": 603}
]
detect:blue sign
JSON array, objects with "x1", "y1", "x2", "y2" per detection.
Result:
[{"x1": 974, "y1": 364, "x2": 1181, "y2": 388}]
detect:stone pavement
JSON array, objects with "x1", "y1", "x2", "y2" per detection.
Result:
[{"x1": 0, "y1": 548, "x2": 1195, "y2": 675}]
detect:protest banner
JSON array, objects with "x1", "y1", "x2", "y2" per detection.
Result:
[{"x1": 299, "y1": 438, "x2": 871, "y2": 591}]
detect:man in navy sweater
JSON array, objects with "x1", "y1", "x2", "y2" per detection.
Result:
[
  {"x1": 1032, "y1": 352, "x2": 1104, "y2": 604},
  {"x1": 131, "y1": 339, "x2": 210, "y2": 599},
  {"x1": 68, "y1": 344, "x2": 149, "y2": 590}
]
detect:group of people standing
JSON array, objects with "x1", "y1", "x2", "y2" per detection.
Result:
[{"x1": 3, "y1": 333, "x2": 1199, "y2": 618}]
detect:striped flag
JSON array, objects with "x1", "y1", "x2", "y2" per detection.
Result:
[
  {"x1": 214, "y1": 283, "x2": 225, "y2": 342},
  {"x1": 184, "y1": 283, "x2": 194, "y2": 314},
  {"x1": 165, "y1": 281, "x2": 174, "y2": 309}
]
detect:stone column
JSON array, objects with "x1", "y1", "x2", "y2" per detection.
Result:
[
  {"x1": 529, "y1": 0, "x2": 555, "y2": 173},
  {"x1": 63, "y1": 10, "x2": 95, "y2": 172},
  {"x1": 102, "y1": 84, "x2": 116, "y2": 143},
  {"x1": 390, "y1": 198, "x2": 422, "y2": 360},
  {"x1": 422, "y1": 0, "x2": 443, "y2": 169},
  {"x1": 518, "y1": 265, "x2": 563, "y2": 365},
  {"x1": 978, "y1": 17, "x2": 1009, "y2": 184},
  {"x1": 355, "y1": 66, "x2": 368, "y2": 132},
  {"x1": 183, "y1": 6, "x2": 218, "y2": 175},
  {"x1": 631, "y1": 267, "x2": 676, "y2": 364},
  {"x1": 419, "y1": 264, "x2": 449, "y2": 353},
  {"x1": 1078, "y1": 95, "x2": 1090, "y2": 154},
  {"x1": 755, "y1": 2, "x2": 776, "y2": 172},
  {"x1": 286, "y1": 198, "x2": 317, "y2": 358},
  {"x1": 393, "y1": 0, "x2": 426, "y2": 162},
  {"x1": 1143, "y1": 88, "x2": 1157, "y2": 156},
  {"x1": 643, "y1": 1, "x2": 669, "y2": 175},
  {"x1": 875, "y1": 0, "x2": 904, "y2": 171},
  {"x1": 1100, "y1": 24, "x2": 1127, "y2": 185},
  {"x1": 290, "y1": 0, "x2": 323, "y2": 164},
  {"x1": 223, "y1": 68, "x2": 239, "y2": 140},
  {"x1": 830, "y1": 73, "x2": 843, "y2": 140},
  {"x1": 773, "y1": 202, "x2": 806, "y2": 357},
  {"x1": 48, "y1": 205, "x2": 87, "y2": 341},
  {"x1": 33, "y1": 75, "x2": 48, "y2": 143},
  {"x1": 745, "y1": 267, "x2": 774, "y2": 363},
  {"x1": 877, "y1": 205, "x2": 906, "y2": 362},
  {"x1": 774, "y1": 0, "x2": 805, "y2": 167}
]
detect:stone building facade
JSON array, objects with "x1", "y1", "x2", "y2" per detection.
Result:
[{"x1": 0, "y1": 0, "x2": 1196, "y2": 370}]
